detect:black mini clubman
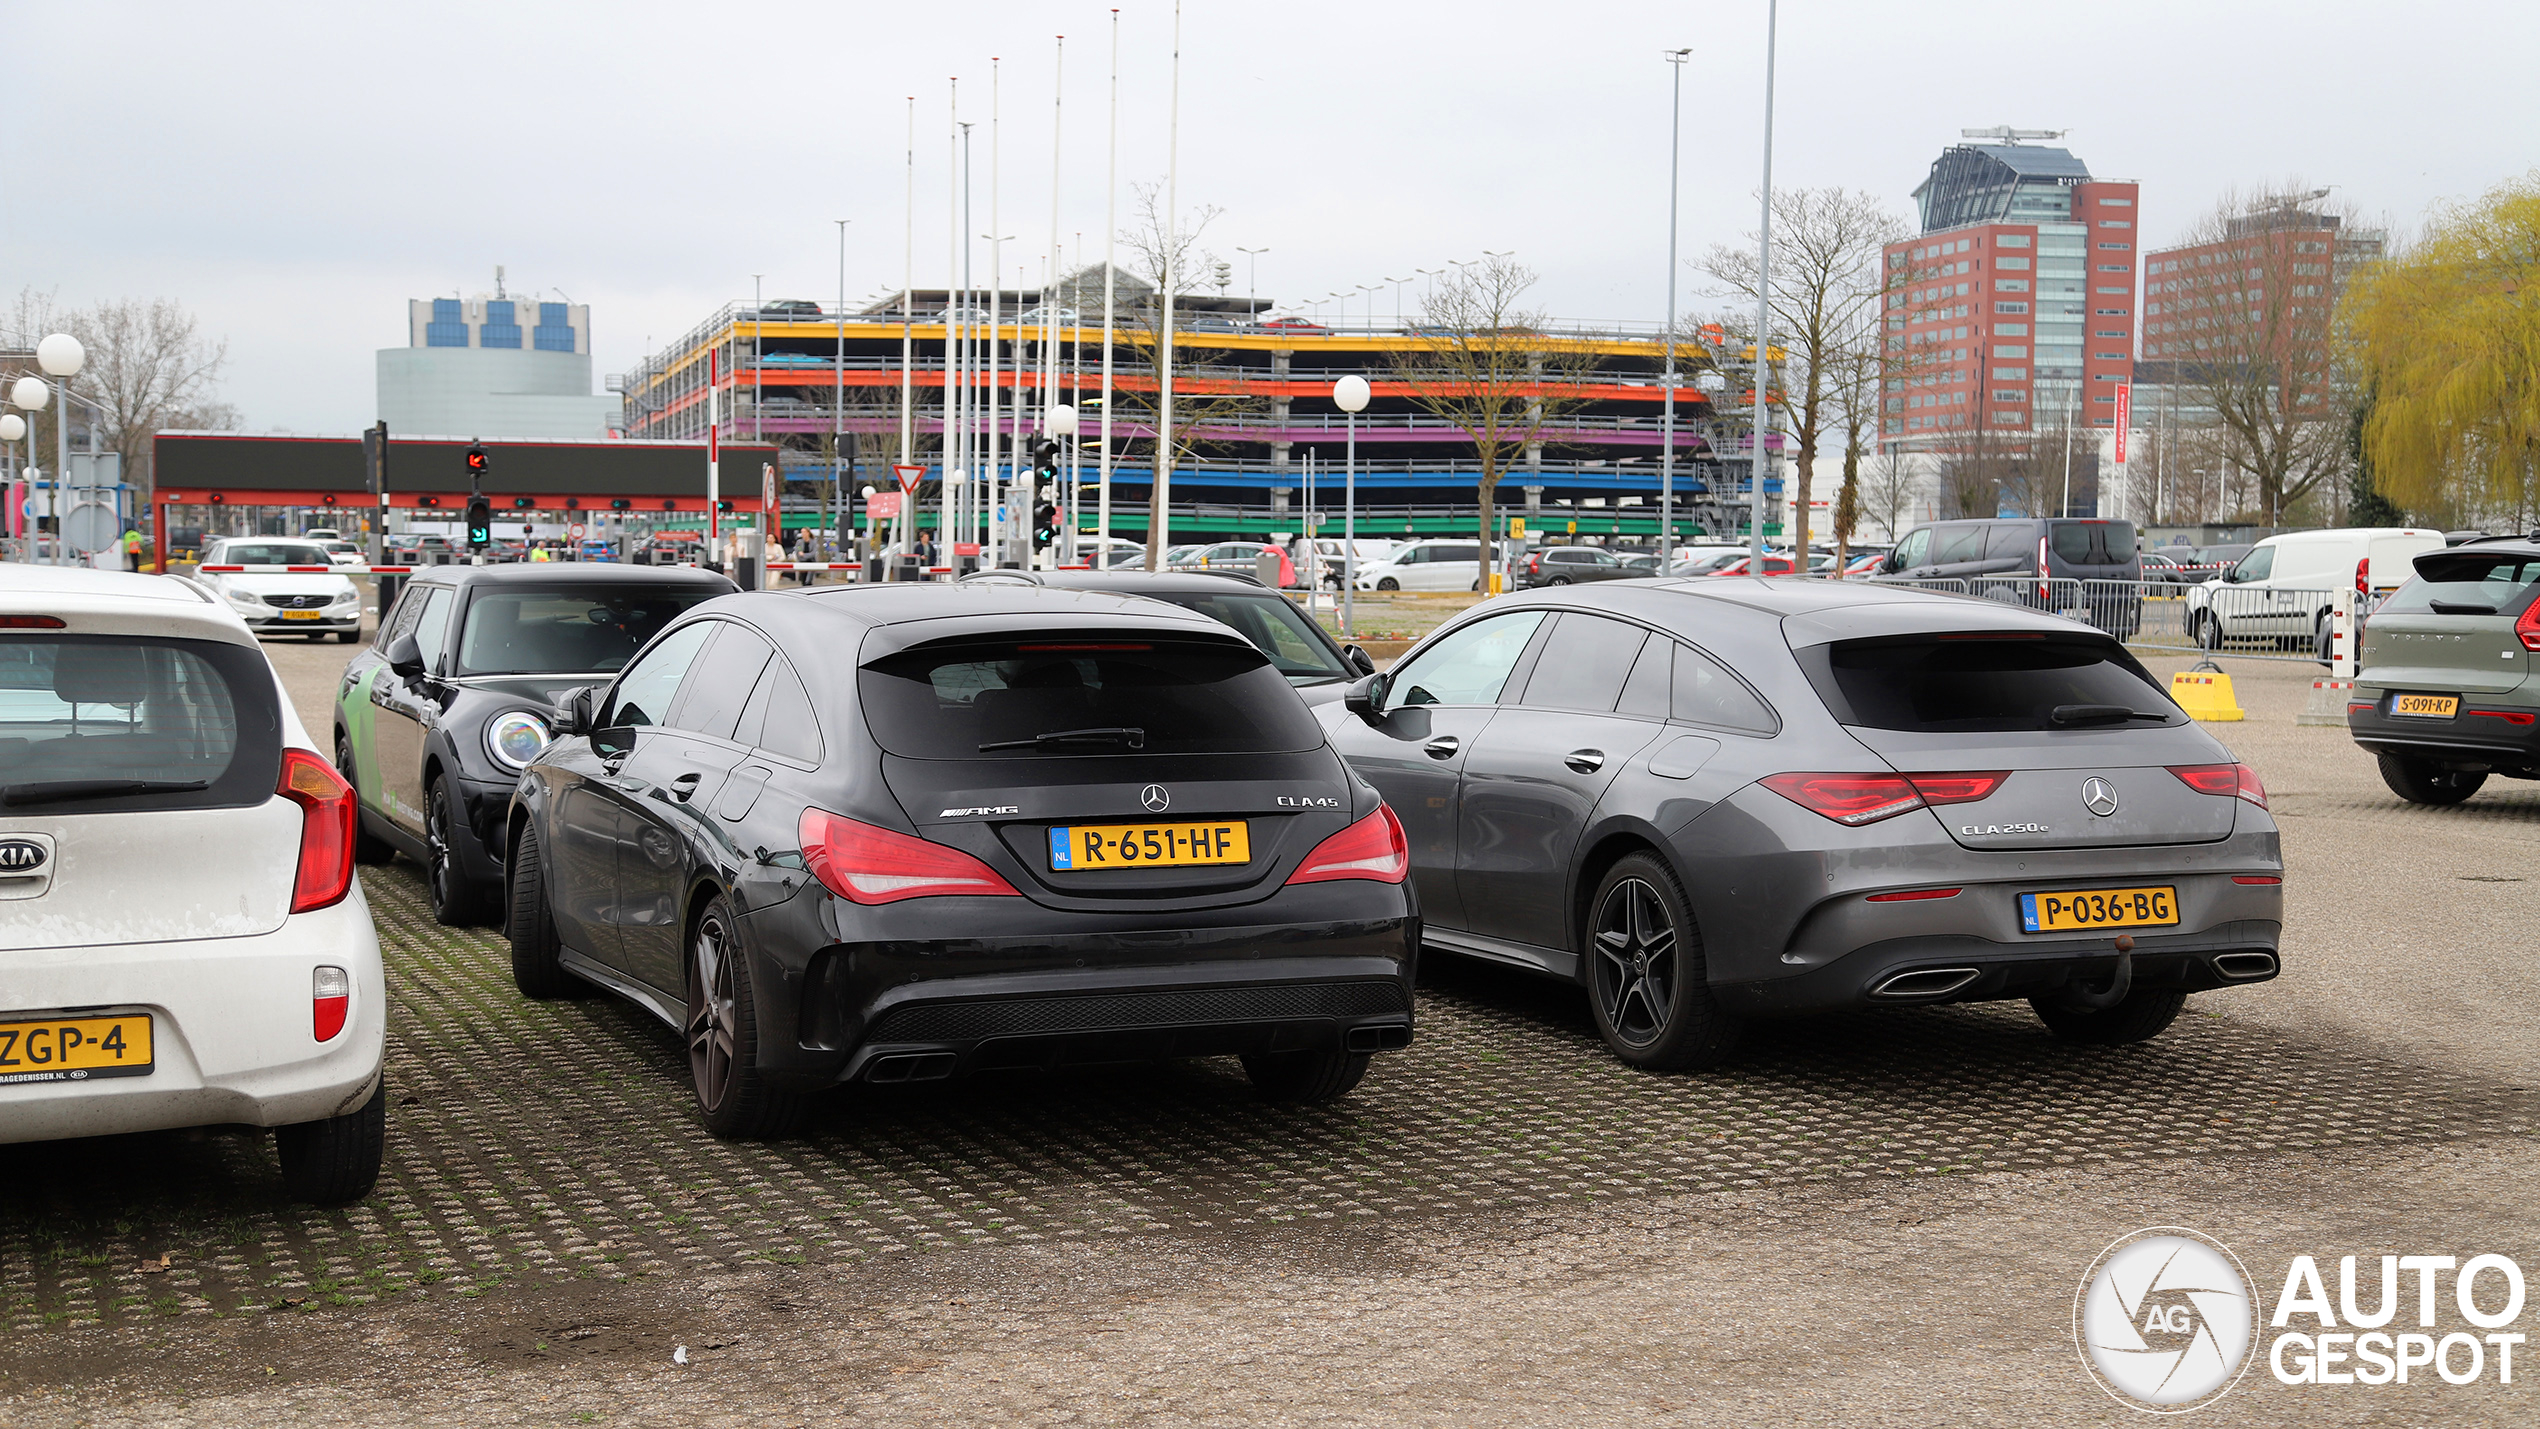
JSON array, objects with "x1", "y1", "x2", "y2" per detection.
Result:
[{"x1": 504, "y1": 583, "x2": 1418, "y2": 1137}]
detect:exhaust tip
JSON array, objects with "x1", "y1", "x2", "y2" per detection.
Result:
[
  {"x1": 865, "y1": 1051, "x2": 959, "y2": 1084},
  {"x1": 1870, "y1": 967, "x2": 1983, "y2": 1001},
  {"x1": 2214, "y1": 951, "x2": 2279, "y2": 981},
  {"x1": 1345, "y1": 1022, "x2": 1413, "y2": 1053}
]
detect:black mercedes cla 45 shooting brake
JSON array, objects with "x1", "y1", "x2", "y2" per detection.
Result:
[{"x1": 504, "y1": 584, "x2": 1418, "y2": 1137}]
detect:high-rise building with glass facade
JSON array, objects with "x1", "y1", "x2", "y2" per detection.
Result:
[{"x1": 376, "y1": 293, "x2": 619, "y2": 438}]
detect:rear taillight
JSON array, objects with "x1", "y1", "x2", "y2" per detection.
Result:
[
  {"x1": 1287, "y1": 805, "x2": 1409, "y2": 885},
  {"x1": 2356, "y1": 556, "x2": 2371, "y2": 601},
  {"x1": 1527, "y1": 553, "x2": 1542, "y2": 574},
  {"x1": 0, "y1": 615, "x2": 66, "y2": 629},
  {"x1": 2167, "y1": 762, "x2": 2268, "y2": 808},
  {"x1": 312, "y1": 965, "x2": 349, "y2": 1041},
  {"x1": 2038, "y1": 533, "x2": 2051, "y2": 600},
  {"x1": 798, "y1": 809, "x2": 1018, "y2": 904},
  {"x1": 2516, "y1": 597, "x2": 2540, "y2": 653},
  {"x1": 277, "y1": 749, "x2": 356, "y2": 913},
  {"x1": 1760, "y1": 770, "x2": 2005, "y2": 827}
]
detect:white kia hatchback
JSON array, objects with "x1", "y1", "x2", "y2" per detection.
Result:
[{"x1": 0, "y1": 564, "x2": 386, "y2": 1202}]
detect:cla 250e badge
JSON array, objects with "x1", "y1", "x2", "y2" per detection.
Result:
[{"x1": 1963, "y1": 822, "x2": 2052, "y2": 835}]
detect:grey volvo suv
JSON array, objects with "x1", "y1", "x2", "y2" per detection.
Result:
[{"x1": 1324, "y1": 579, "x2": 2284, "y2": 1070}]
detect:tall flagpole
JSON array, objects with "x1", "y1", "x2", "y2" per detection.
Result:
[
  {"x1": 1661, "y1": 49, "x2": 1689, "y2": 558},
  {"x1": 987, "y1": 56, "x2": 1004, "y2": 565},
  {"x1": 944, "y1": 81, "x2": 962, "y2": 566},
  {"x1": 899, "y1": 95, "x2": 916, "y2": 564},
  {"x1": 1098, "y1": 9, "x2": 1119, "y2": 560},
  {"x1": 1047, "y1": 33, "x2": 1065, "y2": 566},
  {"x1": 1151, "y1": 0, "x2": 1181, "y2": 569}
]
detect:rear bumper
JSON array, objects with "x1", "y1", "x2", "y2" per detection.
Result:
[
  {"x1": 738, "y1": 886, "x2": 1419, "y2": 1088},
  {"x1": 0, "y1": 888, "x2": 387, "y2": 1144},
  {"x1": 1715, "y1": 918, "x2": 2282, "y2": 1016},
  {"x1": 2349, "y1": 699, "x2": 2540, "y2": 773},
  {"x1": 246, "y1": 613, "x2": 361, "y2": 634}
]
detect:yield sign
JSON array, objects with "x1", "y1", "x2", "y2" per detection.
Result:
[{"x1": 893, "y1": 464, "x2": 925, "y2": 498}]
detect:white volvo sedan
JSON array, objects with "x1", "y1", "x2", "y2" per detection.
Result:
[
  {"x1": 196, "y1": 538, "x2": 366, "y2": 644},
  {"x1": 0, "y1": 564, "x2": 386, "y2": 1202}
]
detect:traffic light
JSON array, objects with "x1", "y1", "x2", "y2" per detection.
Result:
[
  {"x1": 1032, "y1": 499, "x2": 1061, "y2": 551},
  {"x1": 1030, "y1": 439, "x2": 1060, "y2": 482},
  {"x1": 465, "y1": 495, "x2": 493, "y2": 551},
  {"x1": 464, "y1": 443, "x2": 489, "y2": 478}
]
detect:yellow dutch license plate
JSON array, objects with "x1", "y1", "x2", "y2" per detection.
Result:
[
  {"x1": 1047, "y1": 821, "x2": 1250, "y2": 871},
  {"x1": 2390, "y1": 693, "x2": 2459, "y2": 719},
  {"x1": 2019, "y1": 886, "x2": 2179, "y2": 934},
  {"x1": 0, "y1": 1013, "x2": 154, "y2": 1085},
  {"x1": 280, "y1": 609, "x2": 324, "y2": 620}
]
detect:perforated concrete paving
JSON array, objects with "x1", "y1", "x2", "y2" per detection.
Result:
[{"x1": 4, "y1": 862, "x2": 2532, "y2": 1335}]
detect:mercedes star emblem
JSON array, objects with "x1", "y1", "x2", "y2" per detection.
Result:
[
  {"x1": 2081, "y1": 777, "x2": 2119, "y2": 818},
  {"x1": 1140, "y1": 784, "x2": 1171, "y2": 813}
]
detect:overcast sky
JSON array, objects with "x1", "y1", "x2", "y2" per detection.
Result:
[{"x1": 7, "y1": 0, "x2": 2535, "y2": 434}]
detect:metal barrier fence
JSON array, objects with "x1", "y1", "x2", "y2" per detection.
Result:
[{"x1": 1852, "y1": 575, "x2": 2345, "y2": 664}]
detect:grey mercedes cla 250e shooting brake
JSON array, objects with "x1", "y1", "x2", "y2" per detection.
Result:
[
  {"x1": 505, "y1": 583, "x2": 1417, "y2": 1137},
  {"x1": 1324, "y1": 578, "x2": 2283, "y2": 1071}
]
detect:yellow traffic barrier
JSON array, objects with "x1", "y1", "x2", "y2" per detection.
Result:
[{"x1": 2170, "y1": 669, "x2": 2245, "y2": 722}]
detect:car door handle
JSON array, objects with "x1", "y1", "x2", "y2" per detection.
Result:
[
  {"x1": 669, "y1": 771, "x2": 703, "y2": 802},
  {"x1": 1423, "y1": 736, "x2": 1460, "y2": 760},
  {"x1": 1564, "y1": 749, "x2": 1606, "y2": 774}
]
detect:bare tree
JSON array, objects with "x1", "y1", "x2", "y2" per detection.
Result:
[
  {"x1": 4, "y1": 290, "x2": 234, "y2": 503},
  {"x1": 1111, "y1": 183, "x2": 1259, "y2": 566},
  {"x1": 1385, "y1": 258, "x2": 1604, "y2": 570},
  {"x1": 2146, "y1": 185, "x2": 2363, "y2": 525},
  {"x1": 1704, "y1": 188, "x2": 1913, "y2": 551},
  {"x1": 1854, "y1": 450, "x2": 1920, "y2": 543}
]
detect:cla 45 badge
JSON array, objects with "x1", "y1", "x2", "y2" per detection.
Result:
[{"x1": 1276, "y1": 796, "x2": 1341, "y2": 808}]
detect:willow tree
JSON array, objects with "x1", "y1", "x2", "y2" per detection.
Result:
[
  {"x1": 1384, "y1": 258, "x2": 1603, "y2": 568},
  {"x1": 2344, "y1": 174, "x2": 2540, "y2": 528}
]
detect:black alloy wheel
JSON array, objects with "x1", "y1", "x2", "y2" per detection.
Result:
[
  {"x1": 425, "y1": 779, "x2": 490, "y2": 926},
  {"x1": 684, "y1": 893, "x2": 806, "y2": 1139},
  {"x1": 1376, "y1": 577, "x2": 1400, "y2": 591},
  {"x1": 1585, "y1": 853, "x2": 1738, "y2": 1070},
  {"x1": 335, "y1": 732, "x2": 395, "y2": 866},
  {"x1": 2378, "y1": 752, "x2": 2487, "y2": 806}
]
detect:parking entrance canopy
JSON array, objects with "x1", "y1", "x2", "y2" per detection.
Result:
[{"x1": 152, "y1": 432, "x2": 786, "y2": 514}]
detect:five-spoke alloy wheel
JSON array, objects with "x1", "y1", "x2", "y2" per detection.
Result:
[{"x1": 1585, "y1": 853, "x2": 1738, "y2": 1070}]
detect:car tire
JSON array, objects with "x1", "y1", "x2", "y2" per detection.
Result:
[
  {"x1": 336, "y1": 629, "x2": 360, "y2": 644},
  {"x1": 1584, "y1": 852, "x2": 1740, "y2": 1070},
  {"x1": 425, "y1": 778, "x2": 492, "y2": 927},
  {"x1": 2192, "y1": 611, "x2": 2224, "y2": 650},
  {"x1": 507, "y1": 823, "x2": 584, "y2": 999},
  {"x1": 2377, "y1": 753, "x2": 2487, "y2": 806},
  {"x1": 273, "y1": 1076, "x2": 386, "y2": 1205},
  {"x1": 334, "y1": 732, "x2": 395, "y2": 866},
  {"x1": 1240, "y1": 1046, "x2": 1371, "y2": 1103},
  {"x1": 2314, "y1": 611, "x2": 2335, "y2": 667},
  {"x1": 1547, "y1": 575, "x2": 1572, "y2": 586},
  {"x1": 686, "y1": 892, "x2": 807, "y2": 1140},
  {"x1": 2029, "y1": 988, "x2": 2187, "y2": 1046},
  {"x1": 1376, "y1": 577, "x2": 1400, "y2": 592},
  {"x1": 1471, "y1": 578, "x2": 1486, "y2": 592}
]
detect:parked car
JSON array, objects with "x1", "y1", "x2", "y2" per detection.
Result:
[
  {"x1": 1619, "y1": 553, "x2": 1665, "y2": 576},
  {"x1": 1701, "y1": 553, "x2": 1806, "y2": 577},
  {"x1": 1671, "y1": 550, "x2": 1752, "y2": 577},
  {"x1": 301, "y1": 527, "x2": 343, "y2": 542},
  {"x1": 1322, "y1": 580, "x2": 2283, "y2": 1069},
  {"x1": 2185, "y1": 527, "x2": 2446, "y2": 656},
  {"x1": 505, "y1": 584, "x2": 1418, "y2": 1135},
  {"x1": 1874, "y1": 517, "x2": 2144, "y2": 635},
  {"x1": 1182, "y1": 541, "x2": 1300, "y2": 588},
  {"x1": 2346, "y1": 537, "x2": 2540, "y2": 805},
  {"x1": 1352, "y1": 539, "x2": 1501, "y2": 593},
  {"x1": 756, "y1": 299, "x2": 824, "y2": 320},
  {"x1": 1516, "y1": 546, "x2": 1641, "y2": 588},
  {"x1": 393, "y1": 535, "x2": 460, "y2": 565},
  {"x1": 314, "y1": 539, "x2": 365, "y2": 566},
  {"x1": 196, "y1": 539, "x2": 365, "y2": 643},
  {"x1": 0, "y1": 564, "x2": 387, "y2": 1203},
  {"x1": 963, "y1": 568, "x2": 1378, "y2": 703},
  {"x1": 333, "y1": 564, "x2": 734, "y2": 926},
  {"x1": 578, "y1": 539, "x2": 620, "y2": 562}
]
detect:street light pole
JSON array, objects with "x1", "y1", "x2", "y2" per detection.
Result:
[
  {"x1": 1151, "y1": 0, "x2": 1182, "y2": 569},
  {"x1": 1237, "y1": 246, "x2": 1268, "y2": 320},
  {"x1": 1334, "y1": 375, "x2": 1370, "y2": 637},
  {"x1": 1098, "y1": 8, "x2": 1119, "y2": 561},
  {"x1": 1749, "y1": 0, "x2": 1779, "y2": 568},
  {"x1": 1661, "y1": 47, "x2": 1690, "y2": 558}
]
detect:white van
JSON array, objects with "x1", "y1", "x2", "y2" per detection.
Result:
[
  {"x1": 2187, "y1": 527, "x2": 2445, "y2": 654},
  {"x1": 1351, "y1": 539, "x2": 1502, "y2": 592}
]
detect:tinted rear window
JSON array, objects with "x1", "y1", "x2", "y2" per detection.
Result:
[
  {"x1": 859, "y1": 638, "x2": 1323, "y2": 759},
  {"x1": 2380, "y1": 554, "x2": 2540, "y2": 615},
  {"x1": 0, "y1": 635, "x2": 282, "y2": 813},
  {"x1": 1811, "y1": 636, "x2": 2174, "y2": 733},
  {"x1": 455, "y1": 585, "x2": 724, "y2": 675}
]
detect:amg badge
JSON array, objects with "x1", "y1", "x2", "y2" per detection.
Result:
[{"x1": 939, "y1": 806, "x2": 1021, "y2": 818}]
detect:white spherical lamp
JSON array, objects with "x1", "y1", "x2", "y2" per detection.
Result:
[
  {"x1": 10, "y1": 376, "x2": 49, "y2": 411},
  {"x1": 36, "y1": 333, "x2": 85, "y2": 378},
  {"x1": 1047, "y1": 403, "x2": 1079, "y2": 437},
  {"x1": 860, "y1": 485, "x2": 877, "y2": 499},
  {"x1": 1332, "y1": 375, "x2": 1371, "y2": 414},
  {"x1": 0, "y1": 413, "x2": 23, "y2": 442}
]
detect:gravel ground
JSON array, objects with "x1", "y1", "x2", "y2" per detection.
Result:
[{"x1": 4, "y1": 631, "x2": 2534, "y2": 1425}]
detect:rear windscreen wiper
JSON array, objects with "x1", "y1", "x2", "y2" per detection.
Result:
[
  {"x1": 976, "y1": 726, "x2": 1147, "y2": 753},
  {"x1": 3, "y1": 778, "x2": 211, "y2": 808},
  {"x1": 2049, "y1": 704, "x2": 2169, "y2": 727}
]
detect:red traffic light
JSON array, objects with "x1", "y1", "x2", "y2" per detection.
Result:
[{"x1": 465, "y1": 443, "x2": 489, "y2": 474}]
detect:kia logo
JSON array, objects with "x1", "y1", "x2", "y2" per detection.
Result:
[
  {"x1": 0, "y1": 839, "x2": 48, "y2": 874},
  {"x1": 1140, "y1": 784, "x2": 1171, "y2": 813},
  {"x1": 2081, "y1": 777, "x2": 2120, "y2": 818}
]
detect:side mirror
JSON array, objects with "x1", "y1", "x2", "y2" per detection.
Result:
[
  {"x1": 1881, "y1": 554, "x2": 1900, "y2": 574},
  {"x1": 1343, "y1": 643, "x2": 1377, "y2": 676},
  {"x1": 384, "y1": 633, "x2": 424, "y2": 678},
  {"x1": 1344, "y1": 672, "x2": 1390, "y2": 726},
  {"x1": 552, "y1": 685, "x2": 601, "y2": 738}
]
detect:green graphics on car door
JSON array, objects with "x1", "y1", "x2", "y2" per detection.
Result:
[{"x1": 339, "y1": 664, "x2": 384, "y2": 803}]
